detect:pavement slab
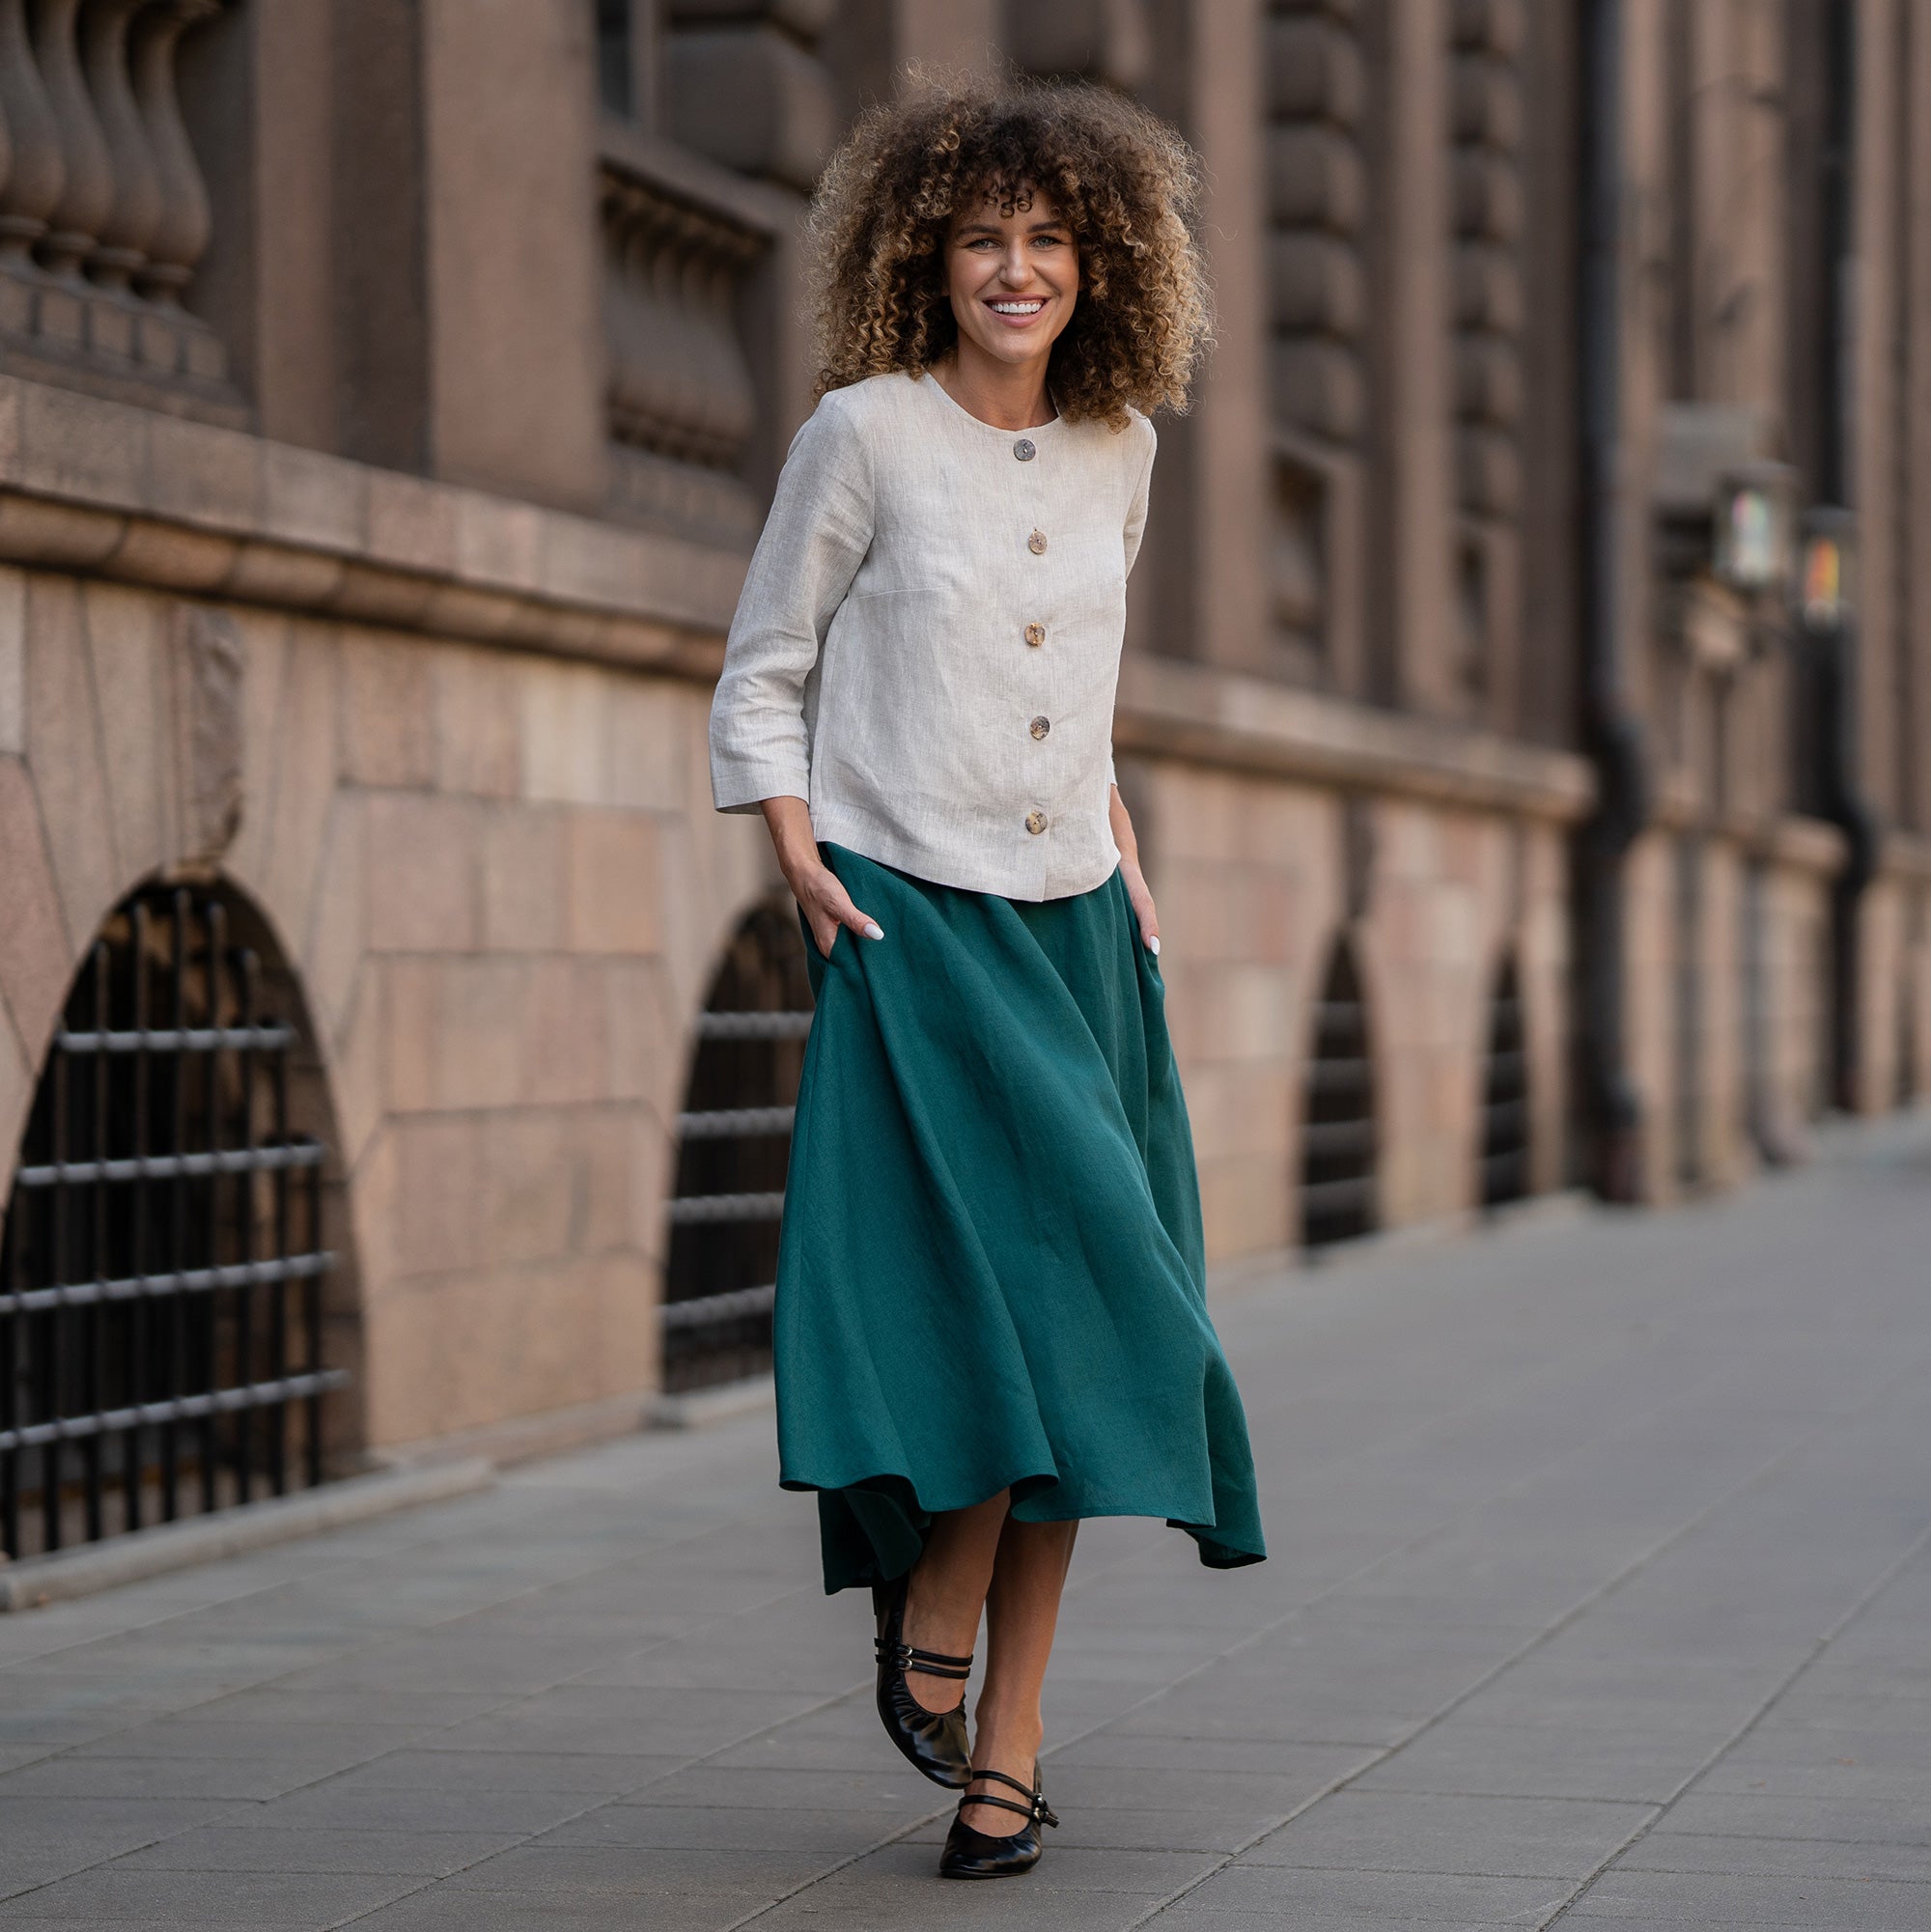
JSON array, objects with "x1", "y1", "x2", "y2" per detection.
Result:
[
  {"x1": 0, "y1": 1868, "x2": 416, "y2": 1923},
  {"x1": 110, "y1": 1826, "x2": 528, "y2": 1876},
  {"x1": 1560, "y1": 1866, "x2": 1931, "y2": 1927},
  {"x1": 1167, "y1": 1865, "x2": 1573, "y2": 1922},
  {"x1": 0, "y1": 1118, "x2": 1926, "y2": 1927}
]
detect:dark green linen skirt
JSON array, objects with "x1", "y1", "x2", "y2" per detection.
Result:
[{"x1": 777, "y1": 842, "x2": 1265, "y2": 1595}]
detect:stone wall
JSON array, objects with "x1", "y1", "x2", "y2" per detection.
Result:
[
  {"x1": 1137, "y1": 756, "x2": 1572, "y2": 1260},
  {"x1": 1115, "y1": 657, "x2": 1588, "y2": 1258},
  {"x1": 1857, "y1": 855, "x2": 1931, "y2": 1113},
  {"x1": 0, "y1": 377, "x2": 781, "y2": 1459},
  {"x1": 1622, "y1": 820, "x2": 1841, "y2": 1203},
  {"x1": 0, "y1": 568, "x2": 780, "y2": 1451}
]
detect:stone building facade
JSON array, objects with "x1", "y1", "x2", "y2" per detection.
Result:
[{"x1": 0, "y1": 0, "x2": 1923, "y2": 1553}]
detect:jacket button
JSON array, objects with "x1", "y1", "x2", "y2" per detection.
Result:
[
  {"x1": 1025, "y1": 809, "x2": 1047, "y2": 835},
  {"x1": 1027, "y1": 529, "x2": 1048, "y2": 555},
  {"x1": 1024, "y1": 622, "x2": 1046, "y2": 648},
  {"x1": 1029, "y1": 715, "x2": 1050, "y2": 740},
  {"x1": 1014, "y1": 437, "x2": 1036, "y2": 462}
]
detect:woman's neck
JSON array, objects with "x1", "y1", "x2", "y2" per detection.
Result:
[{"x1": 931, "y1": 344, "x2": 1057, "y2": 432}]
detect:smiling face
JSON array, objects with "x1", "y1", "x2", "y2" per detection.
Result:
[{"x1": 943, "y1": 183, "x2": 1079, "y2": 374}]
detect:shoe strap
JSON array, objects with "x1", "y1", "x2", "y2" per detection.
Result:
[
  {"x1": 956, "y1": 1791, "x2": 1035, "y2": 1822},
  {"x1": 967, "y1": 1767, "x2": 1036, "y2": 1800},
  {"x1": 959, "y1": 1765, "x2": 1059, "y2": 1829},
  {"x1": 875, "y1": 1636, "x2": 972, "y2": 1679}
]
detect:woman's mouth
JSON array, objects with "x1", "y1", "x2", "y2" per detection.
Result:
[{"x1": 986, "y1": 296, "x2": 1048, "y2": 322}]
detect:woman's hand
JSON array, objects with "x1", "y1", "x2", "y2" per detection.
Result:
[
  {"x1": 760, "y1": 796, "x2": 884, "y2": 959},
  {"x1": 1120, "y1": 856, "x2": 1161, "y2": 955},
  {"x1": 1108, "y1": 783, "x2": 1161, "y2": 955},
  {"x1": 790, "y1": 854, "x2": 884, "y2": 960}
]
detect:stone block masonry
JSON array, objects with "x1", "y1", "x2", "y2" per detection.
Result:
[{"x1": 0, "y1": 416, "x2": 774, "y2": 1455}]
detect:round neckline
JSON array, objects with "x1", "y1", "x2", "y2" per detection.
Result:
[{"x1": 918, "y1": 369, "x2": 1063, "y2": 437}]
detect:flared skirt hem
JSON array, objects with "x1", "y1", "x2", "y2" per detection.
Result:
[{"x1": 784, "y1": 1463, "x2": 1268, "y2": 1597}]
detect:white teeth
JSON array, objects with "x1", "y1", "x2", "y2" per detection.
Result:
[{"x1": 991, "y1": 300, "x2": 1044, "y2": 315}]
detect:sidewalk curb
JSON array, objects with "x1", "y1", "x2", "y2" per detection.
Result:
[{"x1": 0, "y1": 1458, "x2": 497, "y2": 1612}]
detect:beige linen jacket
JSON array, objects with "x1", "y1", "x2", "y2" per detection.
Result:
[{"x1": 708, "y1": 369, "x2": 1157, "y2": 901}]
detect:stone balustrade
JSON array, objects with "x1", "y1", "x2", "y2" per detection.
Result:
[
  {"x1": 1264, "y1": 0, "x2": 1371, "y2": 687},
  {"x1": 0, "y1": 0, "x2": 232, "y2": 413},
  {"x1": 598, "y1": 3, "x2": 841, "y2": 545},
  {"x1": 663, "y1": 0, "x2": 839, "y2": 193},
  {"x1": 1450, "y1": 0, "x2": 1525, "y2": 523},
  {"x1": 598, "y1": 120, "x2": 780, "y2": 545},
  {"x1": 1448, "y1": 0, "x2": 1527, "y2": 708},
  {"x1": 1267, "y1": 0, "x2": 1368, "y2": 447}
]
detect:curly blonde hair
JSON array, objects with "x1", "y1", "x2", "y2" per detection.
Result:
[{"x1": 805, "y1": 71, "x2": 1213, "y2": 428}]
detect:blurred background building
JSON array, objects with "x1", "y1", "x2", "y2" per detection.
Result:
[{"x1": 0, "y1": 0, "x2": 1924, "y2": 1562}]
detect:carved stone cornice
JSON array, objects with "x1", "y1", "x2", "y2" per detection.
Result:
[
  {"x1": 1113, "y1": 654, "x2": 1597, "y2": 822},
  {"x1": 0, "y1": 374, "x2": 742, "y2": 675}
]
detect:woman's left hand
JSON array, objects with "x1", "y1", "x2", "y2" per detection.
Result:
[
  {"x1": 1120, "y1": 856, "x2": 1161, "y2": 957},
  {"x1": 1107, "y1": 783, "x2": 1161, "y2": 956}
]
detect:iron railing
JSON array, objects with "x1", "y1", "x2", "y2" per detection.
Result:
[
  {"x1": 1301, "y1": 940, "x2": 1378, "y2": 1246},
  {"x1": 0, "y1": 885, "x2": 343, "y2": 1561},
  {"x1": 1479, "y1": 960, "x2": 1531, "y2": 1208},
  {"x1": 1673, "y1": 834, "x2": 1706, "y2": 1187},
  {"x1": 661, "y1": 900, "x2": 814, "y2": 1390}
]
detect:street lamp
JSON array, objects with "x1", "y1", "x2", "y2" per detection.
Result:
[
  {"x1": 1798, "y1": 505, "x2": 1855, "y2": 631},
  {"x1": 1652, "y1": 408, "x2": 1798, "y2": 608},
  {"x1": 1712, "y1": 462, "x2": 1796, "y2": 595}
]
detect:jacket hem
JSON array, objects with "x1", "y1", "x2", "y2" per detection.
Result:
[{"x1": 807, "y1": 806, "x2": 1121, "y2": 902}]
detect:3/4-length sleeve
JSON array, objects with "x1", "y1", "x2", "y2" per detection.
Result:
[
  {"x1": 709, "y1": 394, "x2": 874, "y2": 813},
  {"x1": 1121, "y1": 416, "x2": 1158, "y2": 581}
]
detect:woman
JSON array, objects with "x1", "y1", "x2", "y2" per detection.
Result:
[{"x1": 709, "y1": 74, "x2": 1265, "y2": 1881}]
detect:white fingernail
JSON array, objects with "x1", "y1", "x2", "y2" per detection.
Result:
[
  {"x1": 864, "y1": 921, "x2": 884, "y2": 939},
  {"x1": 1147, "y1": 935, "x2": 1161, "y2": 955}
]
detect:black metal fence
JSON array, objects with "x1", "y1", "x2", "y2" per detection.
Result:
[
  {"x1": 1673, "y1": 835, "x2": 1706, "y2": 1188},
  {"x1": 1301, "y1": 937, "x2": 1378, "y2": 1247},
  {"x1": 1479, "y1": 956, "x2": 1531, "y2": 1208},
  {"x1": 0, "y1": 884, "x2": 344, "y2": 1562},
  {"x1": 661, "y1": 898, "x2": 814, "y2": 1392}
]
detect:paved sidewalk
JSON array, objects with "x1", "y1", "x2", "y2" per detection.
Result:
[{"x1": 2, "y1": 1123, "x2": 1929, "y2": 1929}]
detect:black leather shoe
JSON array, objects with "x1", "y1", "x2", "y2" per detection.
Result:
[
  {"x1": 872, "y1": 1571, "x2": 973, "y2": 1788},
  {"x1": 938, "y1": 1764, "x2": 1059, "y2": 1879}
]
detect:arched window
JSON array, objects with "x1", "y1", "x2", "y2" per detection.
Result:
[
  {"x1": 662, "y1": 897, "x2": 814, "y2": 1392},
  {"x1": 1479, "y1": 956, "x2": 1531, "y2": 1208},
  {"x1": 0, "y1": 884, "x2": 347, "y2": 1562},
  {"x1": 1300, "y1": 937, "x2": 1377, "y2": 1247}
]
